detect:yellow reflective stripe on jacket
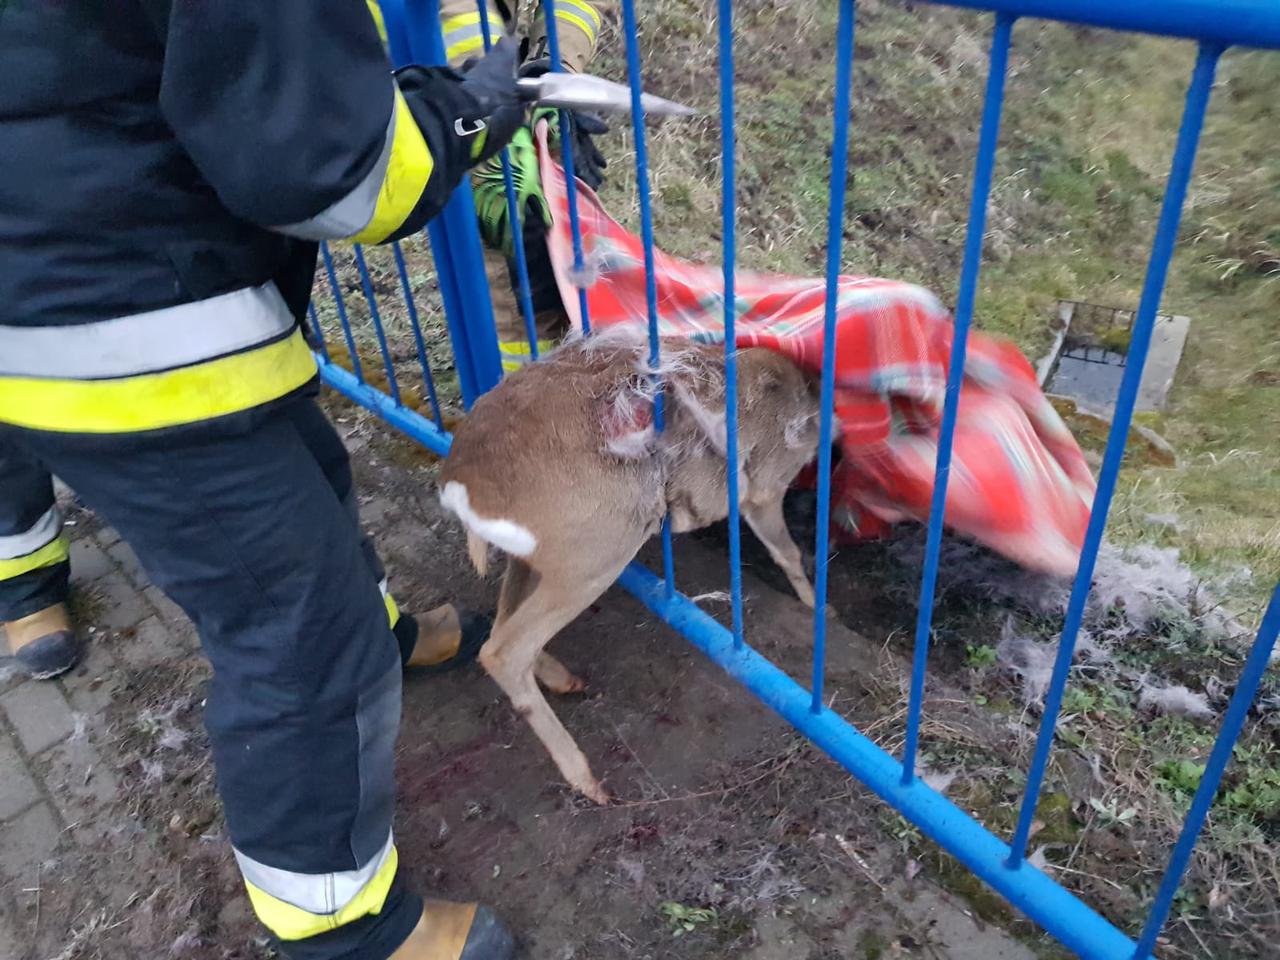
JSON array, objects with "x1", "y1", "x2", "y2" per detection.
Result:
[
  {"x1": 366, "y1": 0, "x2": 388, "y2": 45},
  {"x1": 0, "y1": 329, "x2": 317, "y2": 434},
  {"x1": 0, "y1": 535, "x2": 69, "y2": 581},
  {"x1": 351, "y1": 89, "x2": 434, "y2": 244},
  {"x1": 244, "y1": 845, "x2": 400, "y2": 941}
]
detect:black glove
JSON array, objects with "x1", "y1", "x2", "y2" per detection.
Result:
[
  {"x1": 383, "y1": 42, "x2": 526, "y2": 242},
  {"x1": 518, "y1": 58, "x2": 609, "y2": 190},
  {"x1": 394, "y1": 39, "x2": 524, "y2": 183},
  {"x1": 458, "y1": 37, "x2": 526, "y2": 166}
]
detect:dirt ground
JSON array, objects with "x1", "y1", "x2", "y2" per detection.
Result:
[{"x1": 7, "y1": 398, "x2": 1055, "y2": 960}]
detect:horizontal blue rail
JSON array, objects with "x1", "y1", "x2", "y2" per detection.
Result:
[
  {"x1": 317, "y1": 361, "x2": 453, "y2": 458},
  {"x1": 308, "y1": 3, "x2": 1280, "y2": 959},
  {"x1": 923, "y1": 0, "x2": 1280, "y2": 49},
  {"x1": 619, "y1": 562, "x2": 1140, "y2": 960}
]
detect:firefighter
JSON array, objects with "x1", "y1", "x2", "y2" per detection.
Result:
[
  {"x1": 1, "y1": 3, "x2": 524, "y2": 957},
  {"x1": 439, "y1": 0, "x2": 613, "y2": 371}
]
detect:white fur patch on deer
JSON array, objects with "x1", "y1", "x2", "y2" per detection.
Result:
[
  {"x1": 440, "y1": 481, "x2": 537, "y2": 559},
  {"x1": 438, "y1": 336, "x2": 822, "y2": 804}
]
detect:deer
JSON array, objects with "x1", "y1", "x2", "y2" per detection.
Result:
[{"x1": 439, "y1": 330, "x2": 821, "y2": 804}]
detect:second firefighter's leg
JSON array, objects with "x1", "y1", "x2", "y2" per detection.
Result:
[
  {"x1": 14, "y1": 405, "x2": 507, "y2": 959},
  {"x1": 439, "y1": 0, "x2": 512, "y2": 68},
  {"x1": 0, "y1": 437, "x2": 77, "y2": 678},
  {"x1": 532, "y1": 0, "x2": 612, "y2": 72},
  {"x1": 487, "y1": 248, "x2": 563, "y2": 373}
]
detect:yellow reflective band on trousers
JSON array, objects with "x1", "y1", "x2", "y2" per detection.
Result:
[
  {"x1": 351, "y1": 90, "x2": 435, "y2": 244},
  {"x1": 555, "y1": 0, "x2": 601, "y2": 42},
  {"x1": 441, "y1": 10, "x2": 505, "y2": 65},
  {"x1": 0, "y1": 535, "x2": 69, "y2": 581},
  {"x1": 384, "y1": 592, "x2": 401, "y2": 629},
  {"x1": 499, "y1": 339, "x2": 558, "y2": 373},
  {"x1": 0, "y1": 330, "x2": 317, "y2": 434},
  {"x1": 244, "y1": 845, "x2": 400, "y2": 941}
]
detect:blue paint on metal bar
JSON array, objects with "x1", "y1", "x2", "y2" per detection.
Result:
[
  {"x1": 810, "y1": 0, "x2": 857, "y2": 714},
  {"x1": 306, "y1": 303, "x2": 330, "y2": 363},
  {"x1": 718, "y1": 0, "x2": 745, "y2": 648},
  {"x1": 320, "y1": 242, "x2": 364, "y2": 382},
  {"x1": 617, "y1": 560, "x2": 1139, "y2": 960},
  {"x1": 426, "y1": 217, "x2": 481, "y2": 406},
  {"x1": 1134, "y1": 583, "x2": 1280, "y2": 959},
  {"x1": 921, "y1": 0, "x2": 1280, "y2": 50},
  {"x1": 353, "y1": 244, "x2": 403, "y2": 406},
  {"x1": 318, "y1": 361, "x2": 453, "y2": 458},
  {"x1": 402, "y1": 0, "x2": 505, "y2": 402},
  {"x1": 902, "y1": 13, "x2": 1014, "y2": 786},
  {"x1": 475, "y1": 0, "x2": 541, "y2": 363},
  {"x1": 391, "y1": 242, "x2": 445, "y2": 428},
  {"x1": 618, "y1": 0, "x2": 676, "y2": 597},
  {"x1": 542, "y1": 0, "x2": 592, "y2": 334},
  {"x1": 502, "y1": 150, "x2": 542, "y2": 360},
  {"x1": 1008, "y1": 42, "x2": 1223, "y2": 868},
  {"x1": 382, "y1": 0, "x2": 481, "y2": 406},
  {"x1": 340, "y1": 8, "x2": 1280, "y2": 960}
]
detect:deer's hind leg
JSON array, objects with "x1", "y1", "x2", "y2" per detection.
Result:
[
  {"x1": 492, "y1": 557, "x2": 587, "y2": 695},
  {"x1": 479, "y1": 558, "x2": 632, "y2": 804},
  {"x1": 742, "y1": 493, "x2": 816, "y2": 608}
]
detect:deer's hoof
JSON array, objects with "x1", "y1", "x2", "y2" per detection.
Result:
[
  {"x1": 560, "y1": 673, "x2": 588, "y2": 695},
  {"x1": 579, "y1": 780, "x2": 612, "y2": 806}
]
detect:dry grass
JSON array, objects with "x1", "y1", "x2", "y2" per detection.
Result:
[{"x1": 303, "y1": 4, "x2": 1279, "y2": 956}]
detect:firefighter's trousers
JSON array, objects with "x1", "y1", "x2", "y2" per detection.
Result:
[{"x1": 1, "y1": 396, "x2": 424, "y2": 959}]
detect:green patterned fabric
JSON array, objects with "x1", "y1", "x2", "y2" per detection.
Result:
[{"x1": 471, "y1": 126, "x2": 550, "y2": 255}]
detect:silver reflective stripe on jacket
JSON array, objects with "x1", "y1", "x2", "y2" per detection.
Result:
[
  {"x1": 0, "y1": 506, "x2": 61, "y2": 560},
  {"x1": 234, "y1": 831, "x2": 395, "y2": 915},
  {"x1": 273, "y1": 94, "x2": 397, "y2": 242},
  {"x1": 0, "y1": 284, "x2": 295, "y2": 380}
]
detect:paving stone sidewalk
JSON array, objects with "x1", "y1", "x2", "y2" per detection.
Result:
[{"x1": 0, "y1": 488, "x2": 201, "y2": 956}]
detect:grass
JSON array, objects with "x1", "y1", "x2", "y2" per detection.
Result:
[
  {"x1": 306, "y1": 3, "x2": 1280, "y2": 955},
  {"x1": 590, "y1": 2, "x2": 1279, "y2": 616}
]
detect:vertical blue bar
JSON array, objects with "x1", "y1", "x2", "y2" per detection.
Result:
[
  {"x1": 810, "y1": 0, "x2": 857, "y2": 714},
  {"x1": 1133, "y1": 583, "x2": 1280, "y2": 960},
  {"x1": 901, "y1": 13, "x2": 1015, "y2": 784},
  {"x1": 475, "y1": 0, "x2": 542, "y2": 363},
  {"x1": 321, "y1": 242, "x2": 364, "y2": 382},
  {"x1": 306, "y1": 302, "x2": 330, "y2": 363},
  {"x1": 353, "y1": 244, "x2": 403, "y2": 406},
  {"x1": 718, "y1": 0, "x2": 745, "y2": 647},
  {"x1": 1008, "y1": 43, "x2": 1223, "y2": 867},
  {"x1": 400, "y1": 0, "x2": 505, "y2": 400},
  {"x1": 618, "y1": 0, "x2": 675, "y2": 596},
  {"x1": 392, "y1": 242, "x2": 446, "y2": 427},
  {"x1": 381, "y1": 0, "x2": 482, "y2": 406},
  {"x1": 542, "y1": 0, "x2": 592, "y2": 333}
]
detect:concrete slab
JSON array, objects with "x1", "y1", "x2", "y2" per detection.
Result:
[
  {"x1": 1044, "y1": 303, "x2": 1190, "y2": 413},
  {"x1": 1137, "y1": 313, "x2": 1191, "y2": 411}
]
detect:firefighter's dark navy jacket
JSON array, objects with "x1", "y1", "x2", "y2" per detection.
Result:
[{"x1": 0, "y1": 0, "x2": 475, "y2": 435}]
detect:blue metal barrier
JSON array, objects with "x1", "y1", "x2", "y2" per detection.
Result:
[{"x1": 306, "y1": 2, "x2": 1280, "y2": 958}]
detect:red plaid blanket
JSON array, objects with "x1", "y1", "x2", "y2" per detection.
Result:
[{"x1": 535, "y1": 126, "x2": 1095, "y2": 576}]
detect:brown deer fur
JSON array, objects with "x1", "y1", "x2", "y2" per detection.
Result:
[{"x1": 439, "y1": 332, "x2": 820, "y2": 803}]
